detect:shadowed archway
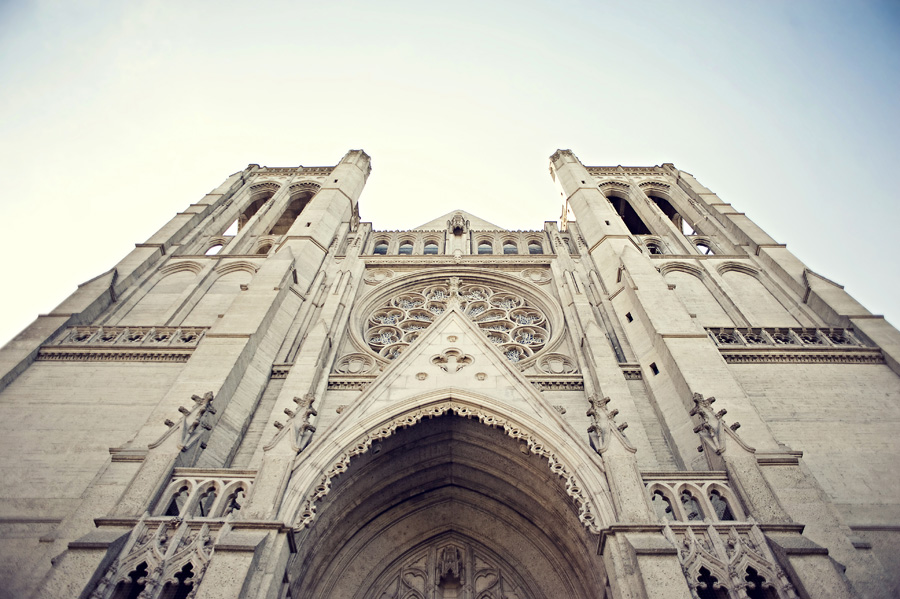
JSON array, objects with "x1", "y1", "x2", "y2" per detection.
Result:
[{"x1": 287, "y1": 414, "x2": 608, "y2": 598}]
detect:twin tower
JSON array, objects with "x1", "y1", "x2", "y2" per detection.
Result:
[{"x1": 0, "y1": 150, "x2": 897, "y2": 598}]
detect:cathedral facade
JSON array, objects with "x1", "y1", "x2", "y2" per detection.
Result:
[{"x1": 0, "y1": 150, "x2": 898, "y2": 598}]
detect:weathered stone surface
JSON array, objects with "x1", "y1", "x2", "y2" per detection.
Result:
[{"x1": 0, "y1": 150, "x2": 895, "y2": 598}]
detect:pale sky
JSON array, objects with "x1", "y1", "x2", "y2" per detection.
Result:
[{"x1": 1, "y1": 0, "x2": 898, "y2": 346}]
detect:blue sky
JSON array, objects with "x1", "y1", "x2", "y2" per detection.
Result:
[{"x1": 1, "y1": 0, "x2": 898, "y2": 345}]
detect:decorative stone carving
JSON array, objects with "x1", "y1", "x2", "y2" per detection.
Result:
[
  {"x1": 364, "y1": 268, "x2": 394, "y2": 285},
  {"x1": 367, "y1": 537, "x2": 534, "y2": 599},
  {"x1": 521, "y1": 268, "x2": 551, "y2": 285},
  {"x1": 267, "y1": 394, "x2": 317, "y2": 452},
  {"x1": 333, "y1": 353, "x2": 378, "y2": 375},
  {"x1": 431, "y1": 348, "x2": 473, "y2": 373},
  {"x1": 152, "y1": 392, "x2": 217, "y2": 452},
  {"x1": 537, "y1": 353, "x2": 578, "y2": 375},
  {"x1": 663, "y1": 523, "x2": 799, "y2": 599},
  {"x1": 364, "y1": 279, "x2": 550, "y2": 363},
  {"x1": 448, "y1": 212, "x2": 469, "y2": 235},
  {"x1": 295, "y1": 402, "x2": 604, "y2": 534},
  {"x1": 690, "y1": 393, "x2": 743, "y2": 456},
  {"x1": 89, "y1": 516, "x2": 214, "y2": 599},
  {"x1": 586, "y1": 395, "x2": 633, "y2": 454}
]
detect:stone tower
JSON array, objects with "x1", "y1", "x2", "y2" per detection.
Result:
[{"x1": 0, "y1": 150, "x2": 897, "y2": 599}]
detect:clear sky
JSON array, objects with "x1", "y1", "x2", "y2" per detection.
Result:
[{"x1": 1, "y1": 0, "x2": 898, "y2": 346}]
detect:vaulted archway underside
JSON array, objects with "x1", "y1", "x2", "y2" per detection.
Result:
[{"x1": 288, "y1": 415, "x2": 608, "y2": 599}]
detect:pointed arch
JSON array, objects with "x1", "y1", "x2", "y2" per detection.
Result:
[
  {"x1": 281, "y1": 391, "x2": 615, "y2": 533},
  {"x1": 281, "y1": 394, "x2": 612, "y2": 599}
]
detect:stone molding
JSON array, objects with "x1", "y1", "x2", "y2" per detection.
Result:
[{"x1": 294, "y1": 401, "x2": 605, "y2": 535}]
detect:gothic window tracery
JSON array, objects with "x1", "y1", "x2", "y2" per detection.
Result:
[
  {"x1": 365, "y1": 281, "x2": 550, "y2": 363},
  {"x1": 680, "y1": 491, "x2": 704, "y2": 521}
]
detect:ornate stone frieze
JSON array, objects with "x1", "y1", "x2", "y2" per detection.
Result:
[
  {"x1": 528, "y1": 376, "x2": 584, "y2": 391},
  {"x1": 295, "y1": 402, "x2": 604, "y2": 534},
  {"x1": 326, "y1": 377, "x2": 374, "y2": 391}
]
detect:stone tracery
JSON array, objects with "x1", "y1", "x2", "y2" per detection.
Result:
[{"x1": 365, "y1": 279, "x2": 550, "y2": 362}]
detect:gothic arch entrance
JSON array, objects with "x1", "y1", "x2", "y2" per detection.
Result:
[{"x1": 286, "y1": 414, "x2": 608, "y2": 598}]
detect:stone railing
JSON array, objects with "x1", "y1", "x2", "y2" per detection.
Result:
[
  {"x1": 642, "y1": 472, "x2": 744, "y2": 523},
  {"x1": 154, "y1": 468, "x2": 256, "y2": 520},
  {"x1": 706, "y1": 326, "x2": 869, "y2": 348},
  {"x1": 706, "y1": 327, "x2": 882, "y2": 364},
  {"x1": 38, "y1": 326, "x2": 208, "y2": 362},
  {"x1": 51, "y1": 326, "x2": 207, "y2": 347}
]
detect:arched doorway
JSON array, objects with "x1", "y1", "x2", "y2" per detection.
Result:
[{"x1": 286, "y1": 415, "x2": 608, "y2": 598}]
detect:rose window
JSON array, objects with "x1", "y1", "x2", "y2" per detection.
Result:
[{"x1": 365, "y1": 281, "x2": 549, "y2": 362}]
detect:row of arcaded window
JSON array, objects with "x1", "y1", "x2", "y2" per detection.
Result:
[
  {"x1": 374, "y1": 240, "x2": 544, "y2": 256},
  {"x1": 651, "y1": 488, "x2": 735, "y2": 522},
  {"x1": 645, "y1": 238, "x2": 715, "y2": 256},
  {"x1": 160, "y1": 483, "x2": 247, "y2": 519}
]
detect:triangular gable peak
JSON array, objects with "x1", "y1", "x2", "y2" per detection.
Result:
[
  {"x1": 280, "y1": 307, "x2": 615, "y2": 533},
  {"x1": 328, "y1": 306, "x2": 556, "y2": 427},
  {"x1": 413, "y1": 209, "x2": 506, "y2": 231}
]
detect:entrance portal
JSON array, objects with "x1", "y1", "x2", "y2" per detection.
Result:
[{"x1": 286, "y1": 415, "x2": 607, "y2": 598}]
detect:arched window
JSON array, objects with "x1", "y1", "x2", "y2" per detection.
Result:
[
  {"x1": 744, "y1": 567, "x2": 778, "y2": 599},
  {"x1": 477, "y1": 241, "x2": 492, "y2": 255},
  {"x1": 646, "y1": 242, "x2": 663, "y2": 255},
  {"x1": 238, "y1": 190, "x2": 275, "y2": 232},
  {"x1": 696, "y1": 567, "x2": 729, "y2": 599},
  {"x1": 696, "y1": 242, "x2": 714, "y2": 255},
  {"x1": 608, "y1": 195, "x2": 651, "y2": 235},
  {"x1": 256, "y1": 244, "x2": 272, "y2": 255},
  {"x1": 205, "y1": 244, "x2": 223, "y2": 256},
  {"x1": 528, "y1": 242, "x2": 543, "y2": 254},
  {"x1": 161, "y1": 563, "x2": 195, "y2": 599},
  {"x1": 502, "y1": 242, "x2": 518, "y2": 254},
  {"x1": 192, "y1": 487, "x2": 217, "y2": 518},
  {"x1": 649, "y1": 195, "x2": 692, "y2": 234},
  {"x1": 651, "y1": 490, "x2": 676, "y2": 521},
  {"x1": 373, "y1": 241, "x2": 388, "y2": 255},
  {"x1": 111, "y1": 562, "x2": 149, "y2": 599},
  {"x1": 269, "y1": 189, "x2": 316, "y2": 235},
  {"x1": 424, "y1": 241, "x2": 439, "y2": 255},
  {"x1": 680, "y1": 491, "x2": 704, "y2": 521},
  {"x1": 163, "y1": 485, "x2": 190, "y2": 517},
  {"x1": 398, "y1": 241, "x2": 413, "y2": 255},
  {"x1": 709, "y1": 490, "x2": 734, "y2": 521},
  {"x1": 221, "y1": 487, "x2": 246, "y2": 517}
]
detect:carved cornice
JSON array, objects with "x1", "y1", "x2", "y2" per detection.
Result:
[
  {"x1": 721, "y1": 352, "x2": 884, "y2": 365},
  {"x1": 36, "y1": 348, "x2": 193, "y2": 363}
]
